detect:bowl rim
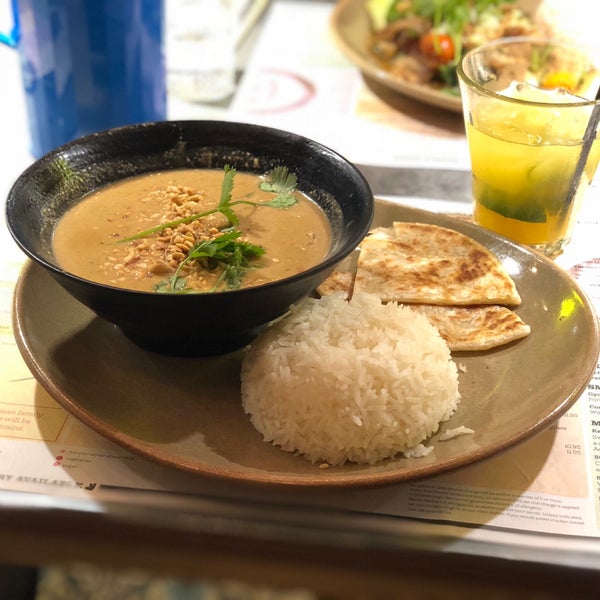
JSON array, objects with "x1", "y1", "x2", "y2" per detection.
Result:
[{"x1": 6, "y1": 119, "x2": 375, "y2": 298}]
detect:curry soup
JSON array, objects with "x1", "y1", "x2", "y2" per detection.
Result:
[{"x1": 52, "y1": 168, "x2": 332, "y2": 293}]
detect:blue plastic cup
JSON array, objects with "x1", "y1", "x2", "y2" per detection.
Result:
[{"x1": 1, "y1": 0, "x2": 166, "y2": 158}]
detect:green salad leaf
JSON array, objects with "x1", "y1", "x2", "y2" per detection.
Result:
[{"x1": 370, "y1": 0, "x2": 518, "y2": 69}]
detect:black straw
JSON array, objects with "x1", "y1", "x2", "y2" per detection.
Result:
[{"x1": 565, "y1": 86, "x2": 600, "y2": 206}]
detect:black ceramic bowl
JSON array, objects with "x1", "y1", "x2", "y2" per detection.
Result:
[{"x1": 6, "y1": 120, "x2": 374, "y2": 356}]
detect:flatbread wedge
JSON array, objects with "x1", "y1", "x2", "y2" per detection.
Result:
[
  {"x1": 353, "y1": 222, "x2": 521, "y2": 306},
  {"x1": 316, "y1": 221, "x2": 530, "y2": 351},
  {"x1": 407, "y1": 304, "x2": 531, "y2": 351},
  {"x1": 316, "y1": 270, "x2": 354, "y2": 299}
]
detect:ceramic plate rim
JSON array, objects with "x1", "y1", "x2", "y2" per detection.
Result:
[{"x1": 12, "y1": 201, "x2": 600, "y2": 488}]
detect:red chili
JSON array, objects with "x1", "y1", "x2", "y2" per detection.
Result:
[{"x1": 418, "y1": 32, "x2": 455, "y2": 64}]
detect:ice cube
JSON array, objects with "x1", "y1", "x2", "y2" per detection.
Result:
[
  {"x1": 477, "y1": 81, "x2": 594, "y2": 145},
  {"x1": 500, "y1": 81, "x2": 588, "y2": 104}
]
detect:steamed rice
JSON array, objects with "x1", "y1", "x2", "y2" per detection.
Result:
[{"x1": 240, "y1": 292, "x2": 460, "y2": 466}]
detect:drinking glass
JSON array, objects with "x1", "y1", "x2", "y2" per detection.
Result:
[
  {"x1": 457, "y1": 37, "x2": 600, "y2": 258},
  {"x1": 166, "y1": 0, "x2": 267, "y2": 103}
]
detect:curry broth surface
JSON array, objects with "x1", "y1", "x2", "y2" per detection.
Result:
[{"x1": 52, "y1": 169, "x2": 332, "y2": 292}]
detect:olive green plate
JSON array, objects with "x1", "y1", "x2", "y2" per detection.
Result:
[
  {"x1": 330, "y1": 0, "x2": 463, "y2": 113},
  {"x1": 12, "y1": 202, "x2": 600, "y2": 488}
]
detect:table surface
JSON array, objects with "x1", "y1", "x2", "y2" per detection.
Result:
[{"x1": 2, "y1": 1, "x2": 600, "y2": 597}]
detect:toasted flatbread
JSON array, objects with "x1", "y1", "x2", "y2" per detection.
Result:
[
  {"x1": 317, "y1": 221, "x2": 530, "y2": 351},
  {"x1": 354, "y1": 222, "x2": 521, "y2": 306},
  {"x1": 407, "y1": 304, "x2": 531, "y2": 351},
  {"x1": 316, "y1": 278, "x2": 531, "y2": 350},
  {"x1": 316, "y1": 270, "x2": 354, "y2": 299}
]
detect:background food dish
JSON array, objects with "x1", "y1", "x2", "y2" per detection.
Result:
[
  {"x1": 330, "y1": 0, "x2": 463, "y2": 112},
  {"x1": 13, "y1": 202, "x2": 599, "y2": 487},
  {"x1": 329, "y1": 0, "x2": 573, "y2": 113}
]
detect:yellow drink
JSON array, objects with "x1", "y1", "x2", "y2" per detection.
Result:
[
  {"x1": 467, "y1": 120, "x2": 600, "y2": 247},
  {"x1": 458, "y1": 38, "x2": 600, "y2": 256}
]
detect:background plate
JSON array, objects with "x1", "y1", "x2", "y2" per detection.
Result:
[
  {"x1": 330, "y1": 0, "x2": 543, "y2": 113},
  {"x1": 330, "y1": 0, "x2": 463, "y2": 112},
  {"x1": 12, "y1": 202, "x2": 600, "y2": 487}
]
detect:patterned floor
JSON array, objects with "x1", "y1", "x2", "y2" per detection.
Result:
[
  {"x1": 0, "y1": 563, "x2": 318, "y2": 600},
  {"x1": 34, "y1": 565, "x2": 317, "y2": 600}
]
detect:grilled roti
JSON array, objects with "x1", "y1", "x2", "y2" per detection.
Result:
[
  {"x1": 315, "y1": 270, "x2": 354, "y2": 299},
  {"x1": 353, "y1": 222, "x2": 521, "y2": 306},
  {"x1": 317, "y1": 221, "x2": 530, "y2": 351},
  {"x1": 315, "y1": 274, "x2": 531, "y2": 350},
  {"x1": 407, "y1": 304, "x2": 531, "y2": 351}
]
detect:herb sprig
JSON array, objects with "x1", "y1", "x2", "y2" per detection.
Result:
[
  {"x1": 259, "y1": 165, "x2": 298, "y2": 205},
  {"x1": 125, "y1": 165, "x2": 298, "y2": 293},
  {"x1": 154, "y1": 230, "x2": 265, "y2": 293},
  {"x1": 121, "y1": 165, "x2": 297, "y2": 243}
]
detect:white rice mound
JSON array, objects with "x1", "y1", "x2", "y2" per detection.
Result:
[{"x1": 240, "y1": 292, "x2": 460, "y2": 466}]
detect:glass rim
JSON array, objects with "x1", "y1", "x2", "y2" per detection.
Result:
[{"x1": 456, "y1": 36, "x2": 600, "y2": 108}]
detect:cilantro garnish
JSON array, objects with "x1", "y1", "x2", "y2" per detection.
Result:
[
  {"x1": 137, "y1": 165, "x2": 296, "y2": 293},
  {"x1": 121, "y1": 165, "x2": 297, "y2": 243},
  {"x1": 154, "y1": 230, "x2": 265, "y2": 293},
  {"x1": 216, "y1": 164, "x2": 238, "y2": 226},
  {"x1": 259, "y1": 166, "x2": 298, "y2": 206}
]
